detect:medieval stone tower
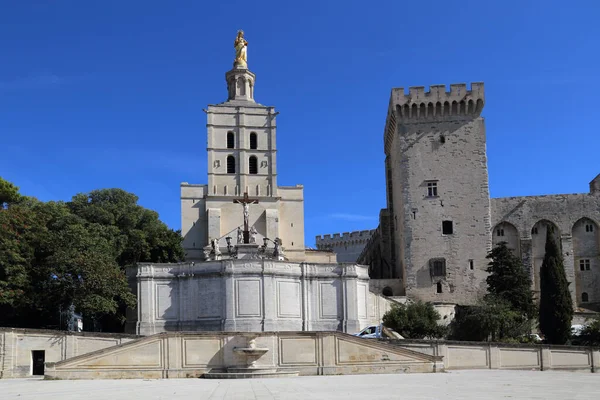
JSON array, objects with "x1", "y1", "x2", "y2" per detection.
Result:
[{"x1": 381, "y1": 83, "x2": 492, "y2": 304}]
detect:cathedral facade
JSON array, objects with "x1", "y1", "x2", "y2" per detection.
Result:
[
  {"x1": 321, "y1": 83, "x2": 600, "y2": 310},
  {"x1": 125, "y1": 32, "x2": 393, "y2": 335}
]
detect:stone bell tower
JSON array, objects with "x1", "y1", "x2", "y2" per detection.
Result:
[{"x1": 180, "y1": 31, "x2": 306, "y2": 261}]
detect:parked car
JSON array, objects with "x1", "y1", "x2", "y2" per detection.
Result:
[{"x1": 352, "y1": 324, "x2": 404, "y2": 339}]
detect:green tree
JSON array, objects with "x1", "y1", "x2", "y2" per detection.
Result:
[
  {"x1": 577, "y1": 316, "x2": 600, "y2": 346},
  {"x1": 486, "y1": 242, "x2": 536, "y2": 319},
  {"x1": 449, "y1": 296, "x2": 531, "y2": 342},
  {"x1": 0, "y1": 176, "x2": 22, "y2": 208},
  {"x1": 67, "y1": 188, "x2": 184, "y2": 267},
  {"x1": 0, "y1": 180, "x2": 185, "y2": 332},
  {"x1": 382, "y1": 301, "x2": 447, "y2": 339},
  {"x1": 539, "y1": 226, "x2": 573, "y2": 344}
]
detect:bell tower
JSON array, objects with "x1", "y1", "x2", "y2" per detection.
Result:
[{"x1": 180, "y1": 31, "x2": 305, "y2": 261}]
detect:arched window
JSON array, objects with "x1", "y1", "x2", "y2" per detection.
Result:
[
  {"x1": 227, "y1": 156, "x2": 235, "y2": 174},
  {"x1": 249, "y1": 156, "x2": 258, "y2": 174},
  {"x1": 436, "y1": 282, "x2": 443, "y2": 293},
  {"x1": 250, "y1": 132, "x2": 257, "y2": 149},
  {"x1": 227, "y1": 131, "x2": 234, "y2": 149},
  {"x1": 582, "y1": 292, "x2": 589, "y2": 302}
]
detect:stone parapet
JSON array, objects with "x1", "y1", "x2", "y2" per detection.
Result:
[{"x1": 128, "y1": 259, "x2": 393, "y2": 336}]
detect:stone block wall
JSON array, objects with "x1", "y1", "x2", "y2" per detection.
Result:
[{"x1": 0, "y1": 328, "x2": 138, "y2": 379}]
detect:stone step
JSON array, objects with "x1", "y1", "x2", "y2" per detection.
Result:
[{"x1": 202, "y1": 370, "x2": 299, "y2": 379}]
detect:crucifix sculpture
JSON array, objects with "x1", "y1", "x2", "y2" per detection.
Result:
[{"x1": 233, "y1": 192, "x2": 259, "y2": 243}]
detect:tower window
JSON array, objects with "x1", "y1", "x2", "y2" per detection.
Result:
[
  {"x1": 436, "y1": 282, "x2": 443, "y2": 293},
  {"x1": 496, "y1": 229, "x2": 505, "y2": 237},
  {"x1": 469, "y1": 259, "x2": 474, "y2": 270},
  {"x1": 442, "y1": 220, "x2": 453, "y2": 235},
  {"x1": 426, "y1": 181, "x2": 438, "y2": 197},
  {"x1": 227, "y1": 155, "x2": 236, "y2": 174},
  {"x1": 227, "y1": 131, "x2": 235, "y2": 149},
  {"x1": 582, "y1": 292, "x2": 589, "y2": 303},
  {"x1": 531, "y1": 227, "x2": 538, "y2": 235},
  {"x1": 249, "y1": 156, "x2": 258, "y2": 174},
  {"x1": 585, "y1": 224, "x2": 594, "y2": 232},
  {"x1": 430, "y1": 258, "x2": 446, "y2": 276},
  {"x1": 250, "y1": 132, "x2": 257, "y2": 149},
  {"x1": 580, "y1": 259, "x2": 591, "y2": 271}
]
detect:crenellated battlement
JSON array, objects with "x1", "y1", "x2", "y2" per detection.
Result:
[
  {"x1": 384, "y1": 82, "x2": 485, "y2": 154},
  {"x1": 315, "y1": 229, "x2": 375, "y2": 244},
  {"x1": 390, "y1": 82, "x2": 485, "y2": 123}
]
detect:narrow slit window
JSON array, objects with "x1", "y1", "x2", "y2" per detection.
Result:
[
  {"x1": 585, "y1": 224, "x2": 594, "y2": 232},
  {"x1": 250, "y1": 132, "x2": 257, "y2": 149}
]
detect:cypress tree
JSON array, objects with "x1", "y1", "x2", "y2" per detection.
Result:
[{"x1": 539, "y1": 226, "x2": 573, "y2": 344}]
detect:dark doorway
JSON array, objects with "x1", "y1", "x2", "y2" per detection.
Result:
[{"x1": 32, "y1": 350, "x2": 45, "y2": 375}]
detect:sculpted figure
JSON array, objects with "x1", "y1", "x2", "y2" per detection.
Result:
[
  {"x1": 212, "y1": 238, "x2": 221, "y2": 255},
  {"x1": 243, "y1": 203, "x2": 250, "y2": 230},
  {"x1": 234, "y1": 30, "x2": 248, "y2": 67},
  {"x1": 250, "y1": 226, "x2": 258, "y2": 243},
  {"x1": 237, "y1": 227, "x2": 243, "y2": 244}
]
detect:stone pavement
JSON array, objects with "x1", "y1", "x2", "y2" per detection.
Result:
[{"x1": 2, "y1": 370, "x2": 599, "y2": 399}]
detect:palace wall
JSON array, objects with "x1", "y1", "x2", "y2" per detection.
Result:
[
  {"x1": 491, "y1": 188, "x2": 600, "y2": 308},
  {"x1": 315, "y1": 230, "x2": 375, "y2": 263}
]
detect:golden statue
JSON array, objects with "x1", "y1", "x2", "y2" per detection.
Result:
[{"x1": 234, "y1": 30, "x2": 248, "y2": 68}]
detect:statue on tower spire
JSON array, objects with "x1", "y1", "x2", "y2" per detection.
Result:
[{"x1": 234, "y1": 30, "x2": 248, "y2": 68}]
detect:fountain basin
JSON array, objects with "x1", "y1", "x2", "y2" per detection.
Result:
[{"x1": 233, "y1": 347, "x2": 269, "y2": 355}]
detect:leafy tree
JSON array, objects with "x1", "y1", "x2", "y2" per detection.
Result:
[
  {"x1": 486, "y1": 242, "x2": 536, "y2": 319},
  {"x1": 449, "y1": 296, "x2": 532, "y2": 342},
  {"x1": 0, "y1": 176, "x2": 22, "y2": 208},
  {"x1": 576, "y1": 316, "x2": 600, "y2": 346},
  {"x1": 67, "y1": 189, "x2": 184, "y2": 267},
  {"x1": 0, "y1": 180, "x2": 185, "y2": 332},
  {"x1": 382, "y1": 301, "x2": 447, "y2": 339},
  {"x1": 539, "y1": 226, "x2": 573, "y2": 344}
]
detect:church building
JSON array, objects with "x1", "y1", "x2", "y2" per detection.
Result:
[
  {"x1": 180, "y1": 33, "x2": 306, "y2": 262},
  {"x1": 125, "y1": 31, "x2": 392, "y2": 335}
]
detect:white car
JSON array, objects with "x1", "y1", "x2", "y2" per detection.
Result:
[{"x1": 353, "y1": 324, "x2": 404, "y2": 339}]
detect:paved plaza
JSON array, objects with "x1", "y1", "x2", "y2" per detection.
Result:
[{"x1": 2, "y1": 370, "x2": 599, "y2": 400}]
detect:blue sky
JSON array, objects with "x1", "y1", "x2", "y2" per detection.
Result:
[{"x1": 1, "y1": 1, "x2": 598, "y2": 247}]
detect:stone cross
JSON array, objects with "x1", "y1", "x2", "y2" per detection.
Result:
[{"x1": 233, "y1": 192, "x2": 259, "y2": 243}]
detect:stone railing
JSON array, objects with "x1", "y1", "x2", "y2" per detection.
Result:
[{"x1": 382, "y1": 339, "x2": 599, "y2": 373}]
